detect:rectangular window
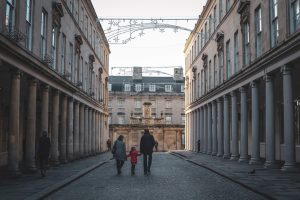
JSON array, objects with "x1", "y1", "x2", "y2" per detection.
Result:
[
  {"x1": 61, "y1": 34, "x2": 66, "y2": 74},
  {"x1": 226, "y1": 0, "x2": 230, "y2": 13},
  {"x1": 197, "y1": 35, "x2": 200, "y2": 54},
  {"x1": 117, "y1": 99, "x2": 125, "y2": 107},
  {"x1": 124, "y1": 84, "x2": 131, "y2": 92},
  {"x1": 80, "y1": 6, "x2": 84, "y2": 30},
  {"x1": 166, "y1": 101, "x2": 172, "y2": 108},
  {"x1": 201, "y1": 30, "x2": 204, "y2": 48},
  {"x1": 204, "y1": 23, "x2": 208, "y2": 43},
  {"x1": 25, "y1": 0, "x2": 33, "y2": 51},
  {"x1": 255, "y1": 6, "x2": 262, "y2": 58},
  {"x1": 149, "y1": 85, "x2": 156, "y2": 92},
  {"x1": 108, "y1": 83, "x2": 112, "y2": 91},
  {"x1": 89, "y1": 23, "x2": 92, "y2": 43},
  {"x1": 209, "y1": 15, "x2": 212, "y2": 37},
  {"x1": 201, "y1": 70, "x2": 204, "y2": 95},
  {"x1": 165, "y1": 85, "x2": 172, "y2": 92},
  {"x1": 218, "y1": 52, "x2": 224, "y2": 84},
  {"x1": 214, "y1": 6, "x2": 217, "y2": 30},
  {"x1": 41, "y1": 10, "x2": 48, "y2": 58},
  {"x1": 79, "y1": 56, "x2": 83, "y2": 83},
  {"x1": 85, "y1": 16, "x2": 88, "y2": 37},
  {"x1": 197, "y1": 73, "x2": 200, "y2": 98},
  {"x1": 181, "y1": 85, "x2": 185, "y2": 93},
  {"x1": 219, "y1": 0, "x2": 223, "y2": 22},
  {"x1": 209, "y1": 60, "x2": 212, "y2": 90},
  {"x1": 135, "y1": 84, "x2": 142, "y2": 92},
  {"x1": 51, "y1": 27, "x2": 58, "y2": 70},
  {"x1": 69, "y1": 0, "x2": 74, "y2": 13},
  {"x1": 234, "y1": 31, "x2": 240, "y2": 73},
  {"x1": 226, "y1": 40, "x2": 231, "y2": 79},
  {"x1": 69, "y1": 43, "x2": 74, "y2": 81},
  {"x1": 214, "y1": 55, "x2": 217, "y2": 87},
  {"x1": 291, "y1": 0, "x2": 300, "y2": 33},
  {"x1": 270, "y1": 0, "x2": 279, "y2": 47},
  {"x1": 243, "y1": 22, "x2": 250, "y2": 66},
  {"x1": 5, "y1": 0, "x2": 15, "y2": 29},
  {"x1": 166, "y1": 116, "x2": 172, "y2": 124},
  {"x1": 135, "y1": 100, "x2": 141, "y2": 108},
  {"x1": 118, "y1": 116, "x2": 125, "y2": 124}
]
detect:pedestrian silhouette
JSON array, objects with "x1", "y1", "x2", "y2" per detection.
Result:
[
  {"x1": 140, "y1": 129, "x2": 156, "y2": 175},
  {"x1": 127, "y1": 146, "x2": 141, "y2": 175},
  {"x1": 112, "y1": 135, "x2": 127, "y2": 175},
  {"x1": 38, "y1": 130, "x2": 51, "y2": 177},
  {"x1": 107, "y1": 139, "x2": 112, "y2": 151}
]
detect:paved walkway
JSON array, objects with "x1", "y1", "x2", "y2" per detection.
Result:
[
  {"x1": 46, "y1": 153, "x2": 265, "y2": 200},
  {"x1": 0, "y1": 152, "x2": 112, "y2": 200},
  {"x1": 172, "y1": 151, "x2": 300, "y2": 200}
]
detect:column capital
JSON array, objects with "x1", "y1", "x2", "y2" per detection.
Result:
[
  {"x1": 281, "y1": 65, "x2": 292, "y2": 75},
  {"x1": 11, "y1": 69, "x2": 21, "y2": 79},
  {"x1": 68, "y1": 97, "x2": 74, "y2": 102},
  {"x1": 41, "y1": 84, "x2": 50, "y2": 91},
  {"x1": 217, "y1": 98, "x2": 223, "y2": 103},
  {"x1": 250, "y1": 81, "x2": 258, "y2": 88},
  {"x1": 230, "y1": 90, "x2": 236, "y2": 97},
  {"x1": 263, "y1": 74, "x2": 273, "y2": 82},
  {"x1": 74, "y1": 100, "x2": 80, "y2": 105},
  {"x1": 239, "y1": 86, "x2": 246, "y2": 93},
  {"x1": 53, "y1": 89, "x2": 60, "y2": 96},
  {"x1": 223, "y1": 94, "x2": 229, "y2": 101},
  {"x1": 27, "y1": 77, "x2": 38, "y2": 84}
]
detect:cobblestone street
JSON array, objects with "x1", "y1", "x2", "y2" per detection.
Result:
[{"x1": 46, "y1": 153, "x2": 265, "y2": 200}]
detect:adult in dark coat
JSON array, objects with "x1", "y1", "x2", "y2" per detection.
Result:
[
  {"x1": 113, "y1": 135, "x2": 126, "y2": 175},
  {"x1": 38, "y1": 130, "x2": 51, "y2": 177},
  {"x1": 140, "y1": 129, "x2": 155, "y2": 175}
]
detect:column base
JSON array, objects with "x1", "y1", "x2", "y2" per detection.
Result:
[
  {"x1": 211, "y1": 152, "x2": 217, "y2": 156},
  {"x1": 24, "y1": 166, "x2": 37, "y2": 173},
  {"x1": 9, "y1": 170, "x2": 22, "y2": 178},
  {"x1": 238, "y1": 157, "x2": 249, "y2": 163},
  {"x1": 264, "y1": 161, "x2": 280, "y2": 169},
  {"x1": 281, "y1": 164, "x2": 300, "y2": 173},
  {"x1": 217, "y1": 153, "x2": 223, "y2": 157},
  {"x1": 249, "y1": 158, "x2": 262, "y2": 165},
  {"x1": 223, "y1": 154, "x2": 230, "y2": 159},
  {"x1": 207, "y1": 152, "x2": 212, "y2": 155},
  {"x1": 230, "y1": 155, "x2": 239, "y2": 161}
]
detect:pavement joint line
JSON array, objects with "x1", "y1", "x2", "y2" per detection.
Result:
[
  {"x1": 170, "y1": 152, "x2": 275, "y2": 200},
  {"x1": 24, "y1": 159, "x2": 111, "y2": 200}
]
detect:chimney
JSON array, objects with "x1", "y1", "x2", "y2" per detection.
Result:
[
  {"x1": 132, "y1": 67, "x2": 143, "y2": 80},
  {"x1": 173, "y1": 67, "x2": 183, "y2": 81}
]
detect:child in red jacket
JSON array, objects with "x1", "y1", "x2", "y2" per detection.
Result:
[{"x1": 127, "y1": 146, "x2": 141, "y2": 175}]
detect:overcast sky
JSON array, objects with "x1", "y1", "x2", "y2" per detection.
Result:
[{"x1": 91, "y1": 0, "x2": 206, "y2": 75}]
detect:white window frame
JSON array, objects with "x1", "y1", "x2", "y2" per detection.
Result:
[
  {"x1": 108, "y1": 83, "x2": 112, "y2": 91},
  {"x1": 165, "y1": 85, "x2": 172, "y2": 92},
  {"x1": 135, "y1": 84, "x2": 142, "y2": 92},
  {"x1": 124, "y1": 84, "x2": 131, "y2": 92},
  {"x1": 149, "y1": 85, "x2": 156, "y2": 92}
]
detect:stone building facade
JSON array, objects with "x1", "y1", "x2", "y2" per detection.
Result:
[
  {"x1": 185, "y1": 0, "x2": 300, "y2": 171},
  {"x1": 109, "y1": 67, "x2": 185, "y2": 151},
  {"x1": 0, "y1": 0, "x2": 109, "y2": 175}
]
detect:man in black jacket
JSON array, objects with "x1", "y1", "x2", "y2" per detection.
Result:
[
  {"x1": 140, "y1": 129, "x2": 155, "y2": 175},
  {"x1": 38, "y1": 130, "x2": 51, "y2": 177}
]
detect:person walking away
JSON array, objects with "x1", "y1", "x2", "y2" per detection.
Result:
[
  {"x1": 140, "y1": 129, "x2": 155, "y2": 175},
  {"x1": 107, "y1": 139, "x2": 112, "y2": 151},
  {"x1": 112, "y1": 135, "x2": 126, "y2": 175},
  {"x1": 38, "y1": 130, "x2": 51, "y2": 177},
  {"x1": 127, "y1": 146, "x2": 141, "y2": 175},
  {"x1": 197, "y1": 139, "x2": 201, "y2": 153}
]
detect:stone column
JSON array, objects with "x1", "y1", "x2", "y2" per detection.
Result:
[
  {"x1": 282, "y1": 66, "x2": 298, "y2": 171},
  {"x1": 88, "y1": 108, "x2": 92, "y2": 155},
  {"x1": 93, "y1": 110, "x2": 96, "y2": 155},
  {"x1": 230, "y1": 91, "x2": 239, "y2": 160},
  {"x1": 200, "y1": 106, "x2": 205, "y2": 153},
  {"x1": 96, "y1": 112, "x2": 99, "y2": 153},
  {"x1": 203, "y1": 106, "x2": 207, "y2": 153},
  {"x1": 217, "y1": 99, "x2": 223, "y2": 157},
  {"x1": 84, "y1": 106, "x2": 89, "y2": 156},
  {"x1": 79, "y1": 104, "x2": 85, "y2": 157},
  {"x1": 74, "y1": 101, "x2": 80, "y2": 159},
  {"x1": 67, "y1": 97, "x2": 74, "y2": 161},
  {"x1": 223, "y1": 95, "x2": 230, "y2": 159},
  {"x1": 212, "y1": 101, "x2": 217, "y2": 156},
  {"x1": 264, "y1": 75, "x2": 277, "y2": 168},
  {"x1": 239, "y1": 87, "x2": 249, "y2": 162},
  {"x1": 194, "y1": 111, "x2": 198, "y2": 152},
  {"x1": 250, "y1": 81, "x2": 261, "y2": 165},
  {"x1": 50, "y1": 89, "x2": 60, "y2": 166},
  {"x1": 59, "y1": 94, "x2": 67, "y2": 163},
  {"x1": 41, "y1": 84, "x2": 49, "y2": 134},
  {"x1": 8, "y1": 71, "x2": 21, "y2": 176},
  {"x1": 25, "y1": 78, "x2": 37, "y2": 171},
  {"x1": 207, "y1": 103, "x2": 212, "y2": 155}
]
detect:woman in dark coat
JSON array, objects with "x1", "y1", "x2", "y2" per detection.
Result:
[{"x1": 112, "y1": 135, "x2": 126, "y2": 175}]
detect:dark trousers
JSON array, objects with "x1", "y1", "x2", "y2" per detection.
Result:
[
  {"x1": 131, "y1": 164, "x2": 136, "y2": 174},
  {"x1": 116, "y1": 160, "x2": 124, "y2": 174},
  {"x1": 143, "y1": 153, "x2": 152, "y2": 174}
]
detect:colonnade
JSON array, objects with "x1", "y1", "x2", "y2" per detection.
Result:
[
  {"x1": 185, "y1": 66, "x2": 298, "y2": 172},
  {"x1": 8, "y1": 70, "x2": 107, "y2": 176}
]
